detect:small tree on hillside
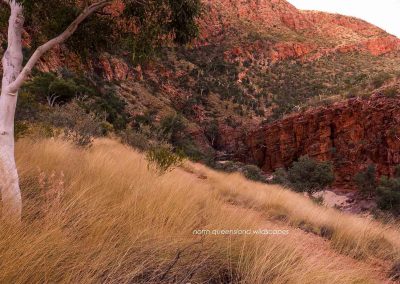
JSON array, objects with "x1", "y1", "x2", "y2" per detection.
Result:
[
  {"x1": 287, "y1": 156, "x2": 334, "y2": 193},
  {"x1": 272, "y1": 156, "x2": 334, "y2": 193},
  {"x1": 354, "y1": 164, "x2": 377, "y2": 197},
  {"x1": 204, "y1": 119, "x2": 219, "y2": 147},
  {"x1": 0, "y1": 0, "x2": 201, "y2": 222},
  {"x1": 377, "y1": 176, "x2": 400, "y2": 215}
]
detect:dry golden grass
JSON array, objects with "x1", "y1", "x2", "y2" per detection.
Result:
[
  {"x1": 0, "y1": 138, "x2": 395, "y2": 283},
  {"x1": 191, "y1": 163, "x2": 400, "y2": 261}
]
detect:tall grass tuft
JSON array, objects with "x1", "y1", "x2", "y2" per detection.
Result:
[{"x1": 0, "y1": 138, "x2": 392, "y2": 283}]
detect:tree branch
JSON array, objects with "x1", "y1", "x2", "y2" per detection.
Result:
[{"x1": 6, "y1": 0, "x2": 113, "y2": 94}]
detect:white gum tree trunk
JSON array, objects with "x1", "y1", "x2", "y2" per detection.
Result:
[
  {"x1": 0, "y1": 1, "x2": 24, "y2": 222},
  {"x1": 0, "y1": 0, "x2": 110, "y2": 222}
]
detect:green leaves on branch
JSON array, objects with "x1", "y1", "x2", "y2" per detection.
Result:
[
  {"x1": 22, "y1": 72, "x2": 92, "y2": 105},
  {"x1": 167, "y1": 0, "x2": 202, "y2": 44},
  {"x1": 122, "y1": 0, "x2": 201, "y2": 64},
  {"x1": 21, "y1": 71, "x2": 129, "y2": 130},
  {"x1": 9, "y1": 0, "x2": 201, "y2": 63},
  {"x1": 122, "y1": 0, "x2": 200, "y2": 44}
]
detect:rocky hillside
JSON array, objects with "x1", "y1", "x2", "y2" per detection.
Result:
[
  {"x1": 2, "y1": 0, "x2": 400, "y2": 186},
  {"x1": 199, "y1": 0, "x2": 400, "y2": 60}
]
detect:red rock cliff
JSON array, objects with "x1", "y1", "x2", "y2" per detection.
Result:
[
  {"x1": 234, "y1": 95, "x2": 400, "y2": 185},
  {"x1": 200, "y1": 0, "x2": 400, "y2": 63}
]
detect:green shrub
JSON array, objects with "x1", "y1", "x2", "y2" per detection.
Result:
[
  {"x1": 272, "y1": 168, "x2": 290, "y2": 186},
  {"x1": 23, "y1": 72, "x2": 93, "y2": 105},
  {"x1": 133, "y1": 110, "x2": 157, "y2": 128},
  {"x1": 354, "y1": 164, "x2": 377, "y2": 196},
  {"x1": 287, "y1": 156, "x2": 334, "y2": 193},
  {"x1": 272, "y1": 156, "x2": 334, "y2": 193},
  {"x1": 175, "y1": 138, "x2": 211, "y2": 162},
  {"x1": 353, "y1": 165, "x2": 400, "y2": 215},
  {"x1": 87, "y1": 90, "x2": 129, "y2": 131},
  {"x1": 146, "y1": 145, "x2": 185, "y2": 174},
  {"x1": 121, "y1": 127, "x2": 150, "y2": 151},
  {"x1": 158, "y1": 114, "x2": 186, "y2": 144},
  {"x1": 22, "y1": 71, "x2": 129, "y2": 131},
  {"x1": 49, "y1": 102, "x2": 104, "y2": 147},
  {"x1": 377, "y1": 176, "x2": 400, "y2": 215},
  {"x1": 241, "y1": 165, "x2": 266, "y2": 182}
]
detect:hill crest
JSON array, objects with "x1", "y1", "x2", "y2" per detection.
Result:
[{"x1": 198, "y1": 0, "x2": 399, "y2": 62}]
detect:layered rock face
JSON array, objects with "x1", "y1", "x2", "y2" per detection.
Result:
[
  {"x1": 200, "y1": 0, "x2": 400, "y2": 62},
  {"x1": 236, "y1": 95, "x2": 400, "y2": 185}
]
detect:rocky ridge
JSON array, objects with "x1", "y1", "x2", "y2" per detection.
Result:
[{"x1": 199, "y1": 0, "x2": 400, "y2": 64}]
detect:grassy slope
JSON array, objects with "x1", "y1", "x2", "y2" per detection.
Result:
[{"x1": 0, "y1": 138, "x2": 397, "y2": 283}]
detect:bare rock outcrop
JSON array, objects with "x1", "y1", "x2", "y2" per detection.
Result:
[{"x1": 234, "y1": 95, "x2": 400, "y2": 185}]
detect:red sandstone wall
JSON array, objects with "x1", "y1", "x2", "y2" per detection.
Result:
[{"x1": 239, "y1": 95, "x2": 400, "y2": 185}]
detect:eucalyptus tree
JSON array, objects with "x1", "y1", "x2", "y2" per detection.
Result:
[{"x1": 0, "y1": 0, "x2": 201, "y2": 222}]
